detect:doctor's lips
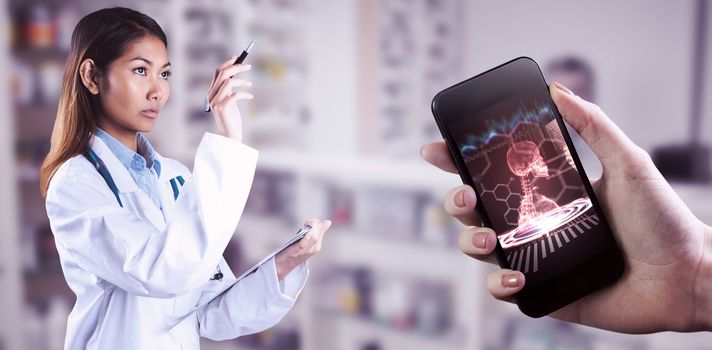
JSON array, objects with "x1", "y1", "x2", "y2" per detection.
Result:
[{"x1": 140, "y1": 107, "x2": 160, "y2": 119}]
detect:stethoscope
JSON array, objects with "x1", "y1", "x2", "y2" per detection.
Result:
[
  {"x1": 83, "y1": 148, "x2": 223, "y2": 281},
  {"x1": 83, "y1": 148, "x2": 185, "y2": 207}
]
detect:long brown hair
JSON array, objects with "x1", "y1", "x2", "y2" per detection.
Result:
[{"x1": 39, "y1": 7, "x2": 167, "y2": 197}]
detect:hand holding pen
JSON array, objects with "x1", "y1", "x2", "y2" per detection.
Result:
[{"x1": 204, "y1": 40, "x2": 255, "y2": 142}]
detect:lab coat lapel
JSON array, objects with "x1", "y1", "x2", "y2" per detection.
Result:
[
  {"x1": 155, "y1": 154, "x2": 183, "y2": 221},
  {"x1": 89, "y1": 136, "x2": 167, "y2": 230}
]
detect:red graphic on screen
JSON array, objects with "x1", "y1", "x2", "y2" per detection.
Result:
[
  {"x1": 450, "y1": 96, "x2": 608, "y2": 278},
  {"x1": 506, "y1": 141, "x2": 559, "y2": 226}
]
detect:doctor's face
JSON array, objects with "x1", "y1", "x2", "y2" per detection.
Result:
[{"x1": 97, "y1": 35, "x2": 171, "y2": 134}]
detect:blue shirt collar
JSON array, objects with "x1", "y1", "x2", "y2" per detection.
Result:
[{"x1": 95, "y1": 128, "x2": 161, "y2": 176}]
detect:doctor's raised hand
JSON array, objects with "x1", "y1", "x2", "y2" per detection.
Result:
[
  {"x1": 205, "y1": 56, "x2": 253, "y2": 142},
  {"x1": 41, "y1": 7, "x2": 329, "y2": 349},
  {"x1": 420, "y1": 82, "x2": 712, "y2": 333}
]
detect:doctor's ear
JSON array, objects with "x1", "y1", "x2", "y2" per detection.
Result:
[{"x1": 79, "y1": 59, "x2": 101, "y2": 95}]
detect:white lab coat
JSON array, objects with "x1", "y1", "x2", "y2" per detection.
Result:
[{"x1": 45, "y1": 132, "x2": 308, "y2": 349}]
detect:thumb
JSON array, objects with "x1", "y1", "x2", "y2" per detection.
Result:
[{"x1": 550, "y1": 81, "x2": 643, "y2": 173}]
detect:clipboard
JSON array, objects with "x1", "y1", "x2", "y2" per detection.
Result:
[
  {"x1": 233, "y1": 225, "x2": 312, "y2": 283},
  {"x1": 166, "y1": 225, "x2": 312, "y2": 330}
]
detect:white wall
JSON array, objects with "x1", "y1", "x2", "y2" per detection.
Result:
[{"x1": 304, "y1": 0, "x2": 359, "y2": 156}]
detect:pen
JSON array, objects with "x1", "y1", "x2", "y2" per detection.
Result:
[{"x1": 204, "y1": 40, "x2": 255, "y2": 113}]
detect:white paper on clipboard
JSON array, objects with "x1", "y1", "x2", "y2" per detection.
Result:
[{"x1": 166, "y1": 225, "x2": 312, "y2": 330}]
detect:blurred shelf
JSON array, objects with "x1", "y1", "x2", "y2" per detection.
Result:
[
  {"x1": 11, "y1": 47, "x2": 68, "y2": 65},
  {"x1": 320, "y1": 311, "x2": 465, "y2": 350},
  {"x1": 244, "y1": 112, "x2": 307, "y2": 134},
  {"x1": 24, "y1": 270, "x2": 73, "y2": 306},
  {"x1": 328, "y1": 228, "x2": 470, "y2": 281},
  {"x1": 256, "y1": 150, "x2": 461, "y2": 193},
  {"x1": 16, "y1": 164, "x2": 40, "y2": 183},
  {"x1": 14, "y1": 104, "x2": 58, "y2": 140}
]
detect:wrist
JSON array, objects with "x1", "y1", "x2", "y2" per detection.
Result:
[
  {"x1": 693, "y1": 224, "x2": 712, "y2": 331},
  {"x1": 274, "y1": 254, "x2": 298, "y2": 281},
  {"x1": 219, "y1": 129, "x2": 242, "y2": 143}
]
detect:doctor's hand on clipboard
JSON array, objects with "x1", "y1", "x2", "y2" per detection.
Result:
[
  {"x1": 166, "y1": 219, "x2": 332, "y2": 331},
  {"x1": 274, "y1": 219, "x2": 331, "y2": 280}
]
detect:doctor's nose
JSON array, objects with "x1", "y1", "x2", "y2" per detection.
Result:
[{"x1": 147, "y1": 81, "x2": 164, "y2": 103}]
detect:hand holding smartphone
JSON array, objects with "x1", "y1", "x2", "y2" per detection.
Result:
[{"x1": 431, "y1": 57, "x2": 624, "y2": 317}]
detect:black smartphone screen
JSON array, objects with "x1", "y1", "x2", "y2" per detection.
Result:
[
  {"x1": 432, "y1": 57, "x2": 623, "y2": 316},
  {"x1": 449, "y1": 87, "x2": 610, "y2": 288}
]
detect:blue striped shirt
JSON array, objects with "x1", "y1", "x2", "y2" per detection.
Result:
[{"x1": 95, "y1": 128, "x2": 162, "y2": 209}]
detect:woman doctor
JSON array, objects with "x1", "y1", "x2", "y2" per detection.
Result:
[{"x1": 39, "y1": 7, "x2": 330, "y2": 349}]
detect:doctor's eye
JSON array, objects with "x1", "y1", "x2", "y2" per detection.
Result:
[{"x1": 133, "y1": 67, "x2": 147, "y2": 76}]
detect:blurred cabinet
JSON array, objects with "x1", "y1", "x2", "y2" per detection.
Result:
[
  {"x1": 357, "y1": 0, "x2": 465, "y2": 158},
  {"x1": 1, "y1": 3, "x2": 24, "y2": 350}
]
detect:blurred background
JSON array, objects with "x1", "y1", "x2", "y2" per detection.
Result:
[{"x1": 1, "y1": 0, "x2": 712, "y2": 349}]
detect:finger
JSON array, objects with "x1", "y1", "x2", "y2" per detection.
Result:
[
  {"x1": 312, "y1": 219, "x2": 330, "y2": 251},
  {"x1": 299, "y1": 232, "x2": 322, "y2": 252},
  {"x1": 217, "y1": 63, "x2": 252, "y2": 83},
  {"x1": 209, "y1": 64, "x2": 252, "y2": 102},
  {"x1": 208, "y1": 64, "x2": 252, "y2": 101},
  {"x1": 420, "y1": 141, "x2": 458, "y2": 174},
  {"x1": 443, "y1": 185, "x2": 482, "y2": 226},
  {"x1": 317, "y1": 219, "x2": 331, "y2": 247},
  {"x1": 486, "y1": 269, "x2": 525, "y2": 302},
  {"x1": 458, "y1": 226, "x2": 498, "y2": 264},
  {"x1": 550, "y1": 81, "x2": 643, "y2": 174},
  {"x1": 299, "y1": 232, "x2": 316, "y2": 249},
  {"x1": 208, "y1": 56, "x2": 238, "y2": 93},
  {"x1": 212, "y1": 92, "x2": 253, "y2": 113},
  {"x1": 305, "y1": 219, "x2": 331, "y2": 250},
  {"x1": 299, "y1": 219, "x2": 329, "y2": 251},
  {"x1": 316, "y1": 219, "x2": 331, "y2": 238},
  {"x1": 304, "y1": 219, "x2": 331, "y2": 232},
  {"x1": 210, "y1": 78, "x2": 252, "y2": 107},
  {"x1": 298, "y1": 220, "x2": 321, "y2": 247}
]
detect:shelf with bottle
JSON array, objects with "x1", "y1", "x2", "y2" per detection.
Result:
[
  {"x1": 10, "y1": 57, "x2": 64, "y2": 110},
  {"x1": 8, "y1": 0, "x2": 77, "y2": 112},
  {"x1": 7, "y1": 0, "x2": 75, "y2": 54}
]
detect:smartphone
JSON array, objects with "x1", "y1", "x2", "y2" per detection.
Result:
[{"x1": 431, "y1": 57, "x2": 624, "y2": 317}]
